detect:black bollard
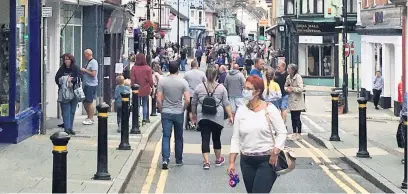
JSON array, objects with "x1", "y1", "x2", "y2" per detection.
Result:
[
  {"x1": 401, "y1": 115, "x2": 407, "y2": 189},
  {"x1": 130, "y1": 84, "x2": 141, "y2": 134},
  {"x1": 50, "y1": 131, "x2": 71, "y2": 193},
  {"x1": 118, "y1": 92, "x2": 131, "y2": 150},
  {"x1": 330, "y1": 92, "x2": 341, "y2": 141},
  {"x1": 151, "y1": 91, "x2": 157, "y2": 116},
  {"x1": 356, "y1": 97, "x2": 370, "y2": 158},
  {"x1": 94, "y1": 103, "x2": 111, "y2": 180}
]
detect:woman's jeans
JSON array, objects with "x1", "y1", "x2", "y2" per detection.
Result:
[
  {"x1": 161, "y1": 112, "x2": 184, "y2": 163},
  {"x1": 290, "y1": 110, "x2": 302, "y2": 133},
  {"x1": 240, "y1": 155, "x2": 278, "y2": 193},
  {"x1": 198, "y1": 120, "x2": 223, "y2": 153},
  {"x1": 61, "y1": 98, "x2": 78, "y2": 131},
  {"x1": 139, "y1": 96, "x2": 149, "y2": 120}
]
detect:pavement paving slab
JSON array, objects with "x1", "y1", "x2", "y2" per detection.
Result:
[
  {"x1": 0, "y1": 104, "x2": 161, "y2": 193},
  {"x1": 302, "y1": 92, "x2": 406, "y2": 193}
]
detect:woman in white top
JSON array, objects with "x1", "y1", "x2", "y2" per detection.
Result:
[{"x1": 228, "y1": 75, "x2": 288, "y2": 193}]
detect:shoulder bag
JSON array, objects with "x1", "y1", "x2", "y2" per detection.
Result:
[{"x1": 264, "y1": 106, "x2": 296, "y2": 175}]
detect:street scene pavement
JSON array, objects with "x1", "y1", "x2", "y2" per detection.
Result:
[
  {"x1": 124, "y1": 119, "x2": 383, "y2": 193},
  {"x1": 0, "y1": 104, "x2": 161, "y2": 193}
]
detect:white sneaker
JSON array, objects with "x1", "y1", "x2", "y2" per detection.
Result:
[{"x1": 82, "y1": 118, "x2": 94, "y2": 125}]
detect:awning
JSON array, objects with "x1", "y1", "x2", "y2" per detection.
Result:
[{"x1": 265, "y1": 24, "x2": 277, "y2": 33}]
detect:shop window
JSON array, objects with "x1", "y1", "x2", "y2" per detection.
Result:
[
  {"x1": 302, "y1": 45, "x2": 333, "y2": 77},
  {"x1": 15, "y1": 0, "x2": 30, "y2": 115},
  {"x1": 60, "y1": 5, "x2": 83, "y2": 66},
  {"x1": 0, "y1": 1, "x2": 10, "y2": 116}
]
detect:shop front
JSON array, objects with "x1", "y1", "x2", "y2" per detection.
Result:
[
  {"x1": 286, "y1": 21, "x2": 337, "y2": 86},
  {"x1": 0, "y1": 0, "x2": 41, "y2": 143}
]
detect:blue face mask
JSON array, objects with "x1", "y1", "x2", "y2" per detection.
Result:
[{"x1": 242, "y1": 89, "x2": 254, "y2": 101}]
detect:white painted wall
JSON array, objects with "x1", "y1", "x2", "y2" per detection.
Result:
[
  {"x1": 234, "y1": 7, "x2": 258, "y2": 36},
  {"x1": 168, "y1": 18, "x2": 187, "y2": 42},
  {"x1": 360, "y1": 35, "x2": 402, "y2": 102},
  {"x1": 0, "y1": 1, "x2": 9, "y2": 24}
]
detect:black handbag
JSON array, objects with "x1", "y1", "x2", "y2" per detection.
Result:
[
  {"x1": 396, "y1": 122, "x2": 406, "y2": 148},
  {"x1": 265, "y1": 107, "x2": 296, "y2": 175}
]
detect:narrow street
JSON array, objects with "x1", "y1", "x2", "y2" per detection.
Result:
[{"x1": 124, "y1": 119, "x2": 382, "y2": 193}]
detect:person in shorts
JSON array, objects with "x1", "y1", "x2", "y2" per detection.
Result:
[
  {"x1": 224, "y1": 64, "x2": 246, "y2": 117},
  {"x1": 274, "y1": 62, "x2": 289, "y2": 121},
  {"x1": 81, "y1": 49, "x2": 98, "y2": 125}
]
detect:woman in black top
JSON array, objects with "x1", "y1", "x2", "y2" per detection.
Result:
[{"x1": 55, "y1": 53, "x2": 81, "y2": 135}]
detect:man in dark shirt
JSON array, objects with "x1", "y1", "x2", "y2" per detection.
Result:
[
  {"x1": 244, "y1": 55, "x2": 254, "y2": 76},
  {"x1": 180, "y1": 46, "x2": 187, "y2": 71},
  {"x1": 274, "y1": 62, "x2": 289, "y2": 122}
]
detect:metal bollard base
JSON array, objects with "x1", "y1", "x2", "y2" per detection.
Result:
[
  {"x1": 329, "y1": 136, "x2": 341, "y2": 141},
  {"x1": 94, "y1": 172, "x2": 111, "y2": 180},
  {"x1": 150, "y1": 113, "x2": 157, "y2": 116},
  {"x1": 401, "y1": 181, "x2": 407, "y2": 189},
  {"x1": 130, "y1": 128, "x2": 141, "y2": 134},
  {"x1": 117, "y1": 143, "x2": 131, "y2": 150},
  {"x1": 356, "y1": 151, "x2": 370, "y2": 158}
]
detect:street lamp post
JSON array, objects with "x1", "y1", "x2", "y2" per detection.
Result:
[
  {"x1": 342, "y1": 0, "x2": 349, "y2": 114},
  {"x1": 146, "y1": 0, "x2": 152, "y2": 64},
  {"x1": 159, "y1": 0, "x2": 162, "y2": 47},
  {"x1": 177, "y1": 0, "x2": 180, "y2": 49}
]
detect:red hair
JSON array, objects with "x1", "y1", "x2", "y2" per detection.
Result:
[{"x1": 246, "y1": 75, "x2": 264, "y2": 98}]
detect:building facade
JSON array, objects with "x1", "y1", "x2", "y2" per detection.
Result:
[
  {"x1": 0, "y1": 0, "x2": 41, "y2": 143},
  {"x1": 357, "y1": 0, "x2": 402, "y2": 110},
  {"x1": 204, "y1": 3, "x2": 216, "y2": 45},
  {"x1": 189, "y1": 0, "x2": 205, "y2": 47},
  {"x1": 233, "y1": 5, "x2": 261, "y2": 40},
  {"x1": 281, "y1": 0, "x2": 357, "y2": 87}
]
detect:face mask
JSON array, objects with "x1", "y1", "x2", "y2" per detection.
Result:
[{"x1": 242, "y1": 89, "x2": 254, "y2": 101}]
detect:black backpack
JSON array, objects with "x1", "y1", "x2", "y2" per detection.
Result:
[{"x1": 200, "y1": 82, "x2": 221, "y2": 115}]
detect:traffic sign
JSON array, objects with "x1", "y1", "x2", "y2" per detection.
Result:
[
  {"x1": 344, "y1": 43, "x2": 350, "y2": 57},
  {"x1": 350, "y1": 42, "x2": 355, "y2": 55}
]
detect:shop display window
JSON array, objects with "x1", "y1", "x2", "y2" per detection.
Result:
[
  {"x1": 0, "y1": 1, "x2": 10, "y2": 116},
  {"x1": 15, "y1": 0, "x2": 30, "y2": 115},
  {"x1": 300, "y1": 44, "x2": 333, "y2": 77}
]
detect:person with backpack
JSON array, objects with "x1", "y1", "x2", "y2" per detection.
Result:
[{"x1": 191, "y1": 67, "x2": 233, "y2": 170}]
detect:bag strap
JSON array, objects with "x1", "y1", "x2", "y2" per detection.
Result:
[
  {"x1": 212, "y1": 84, "x2": 220, "y2": 97},
  {"x1": 202, "y1": 81, "x2": 211, "y2": 96},
  {"x1": 264, "y1": 104, "x2": 276, "y2": 144}
]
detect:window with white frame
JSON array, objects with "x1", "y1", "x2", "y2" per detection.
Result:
[
  {"x1": 198, "y1": 10, "x2": 203, "y2": 25},
  {"x1": 190, "y1": 10, "x2": 195, "y2": 25},
  {"x1": 60, "y1": 4, "x2": 83, "y2": 67},
  {"x1": 298, "y1": 44, "x2": 334, "y2": 76},
  {"x1": 300, "y1": 0, "x2": 323, "y2": 14},
  {"x1": 347, "y1": 0, "x2": 357, "y2": 13}
]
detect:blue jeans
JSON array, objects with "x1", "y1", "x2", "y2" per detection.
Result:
[
  {"x1": 139, "y1": 96, "x2": 149, "y2": 120},
  {"x1": 61, "y1": 98, "x2": 78, "y2": 130},
  {"x1": 161, "y1": 112, "x2": 184, "y2": 163},
  {"x1": 180, "y1": 59, "x2": 186, "y2": 71}
]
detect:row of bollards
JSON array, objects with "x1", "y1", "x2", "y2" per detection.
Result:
[
  {"x1": 330, "y1": 91, "x2": 407, "y2": 189},
  {"x1": 50, "y1": 84, "x2": 158, "y2": 193}
]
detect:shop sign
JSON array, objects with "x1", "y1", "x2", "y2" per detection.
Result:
[
  {"x1": 259, "y1": 19, "x2": 268, "y2": 26},
  {"x1": 16, "y1": 6, "x2": 25, "y2": 18},
  {"x1": 104, "y1": 0, "x2": 121, "y2": 5},
  {"x1": 295, "y1": 22, "x2": 336, "y2": 33},
  {"x1": 299, "y1": 36, "x2": 323, "y2": 44}
]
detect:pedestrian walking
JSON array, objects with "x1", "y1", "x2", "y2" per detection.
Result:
[
  {"x1": 156, "y1": 62, "x2": 190, "y2": 169},
  {"x1": 191, "y1": 67, "x2": 233, "y2": 170},
  {"x1": 399, "y1": 91, "x2": 407, "y2": 164},
  {"x1": 264, "y1": 67, "x2": 282, "y2": 109},
  {"x1": 275, "y1": 62, "x2": 289, "y2": 123},
  {"x1": 195, "y1": 46, "x2": 203, "y2": 67},
  {"x1": 218, "y1": 65, "x2": 227, "y2": 84},
  {"x1": 244, "y1": 55, "x2": 254, "y2": 76},
  {"x1": 131, "y1": 53, "x2": 154, "y2": 125},
  {"x1": 372, "y1": 71, "x2": 384, "y2": 110},
  {"x1": 81, "y1": 49, "x2": 98, "y2": 125},
  {"x1": 183, "y1": 60, "x2": 207, "y2": 130},
  {"x1": 285, "y1": 64, "x2": 305, "y2": 140},
  {"x1": 55, "y1": 53, "x2": 81, "y2": 135},
  {"x1": 249, "y1": 58, "x2": 264, "y2": 79},
  {"x1": 228, "y1": 75, "x2": 287, "y2": 193},
  {"x1": 224, "y1": 64, "x2": 245, "y2": 118}
]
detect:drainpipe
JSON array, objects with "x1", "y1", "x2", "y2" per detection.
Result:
[{"x1": 403, "y1": 5, "x2": 407, "y2": 95}]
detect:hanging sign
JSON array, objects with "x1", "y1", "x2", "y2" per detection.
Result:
[{"x1": 42, "y1": 7, "x2": 52, "y2": 18}]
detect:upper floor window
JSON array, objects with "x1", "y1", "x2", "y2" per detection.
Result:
[
  {"x1": 198, "y1": 10, "x2": 203, "y2": 25},
  {"x1": 218, "y1": 19, "x2": 222, "y2": 29},
  {"x1": 190, "y1": 10, "x2": 195, "y2": 25},
  {"x1": 347, "y1": 0, "x2": 357, "y2": 13},
  {"x1": 301, "y1": 0, "x2": 324, "y2": 14},
  {"x1": 284, "y1": 0, "x2": 295, "y2": 15}
]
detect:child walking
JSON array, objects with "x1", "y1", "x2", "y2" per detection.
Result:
[{"x1": 115, "y1": 75, "x2": 131, "y2": 132}]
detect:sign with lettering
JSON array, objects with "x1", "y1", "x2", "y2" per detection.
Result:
[{"x1": 295, "y1": 22, "x2": 336, "y2": 34}]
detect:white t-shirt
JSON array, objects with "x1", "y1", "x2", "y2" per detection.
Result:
[{"x1": 230, "y1": 104, "x2": 288, "y2": 154}]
